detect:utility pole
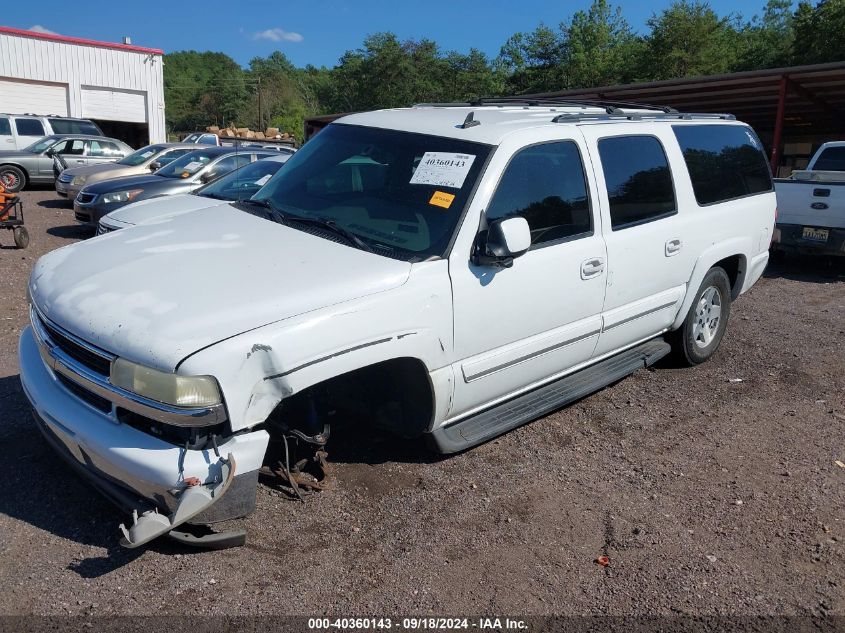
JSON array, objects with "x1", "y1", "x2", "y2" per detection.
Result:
[{"x1": 257, "y1": 76, "x2": 263, "y2": 132}]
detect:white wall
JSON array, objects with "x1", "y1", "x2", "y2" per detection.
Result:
[{"x1": 0, "y1": 31, "x2": 165, "y2": 143}]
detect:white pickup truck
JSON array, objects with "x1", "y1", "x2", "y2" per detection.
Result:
[
  {"x1": 19, "y1": 102, "x2": 775, "y2": 549},
  {"x1": 773, "y1": 141, "x2": 845, "y2": 256}
]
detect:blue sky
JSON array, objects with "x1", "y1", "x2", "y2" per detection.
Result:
[{"x1": 5, "y1": 0, "x2": 782, "y2": 68}]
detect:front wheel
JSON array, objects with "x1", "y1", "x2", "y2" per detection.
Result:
[{"x1": 671, "y1": 267, "x2": 732, "y2": 365}]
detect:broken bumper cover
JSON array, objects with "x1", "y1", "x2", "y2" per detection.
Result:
[{"x1": 19, "y1": 326, "x2": 269, "y2": 525}]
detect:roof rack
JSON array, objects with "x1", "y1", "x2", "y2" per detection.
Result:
[
  {"x1": 414, "y1": 97, "x2": 678, "y2": 114},
  {"x1": 551, "y1": 111, "x2": 735, "y2": 123}
]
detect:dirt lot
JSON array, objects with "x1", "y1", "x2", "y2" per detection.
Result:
[{"x1": 0, "y1": 189, "x2": 843, "y2": 622}]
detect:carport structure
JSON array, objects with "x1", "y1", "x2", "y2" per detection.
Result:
[{"x1": 524, "y1": 61, "x2": 845, "y2": 176}]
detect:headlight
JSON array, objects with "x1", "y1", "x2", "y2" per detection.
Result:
[
  {"x1": 110, "y1": 358, "x2": 222, "y2": 408},
  {"x1": 72, "y1": 175, "x2": 87, "y2": 186},
  {"x1": 102, "y1": 189, "x2": 144, "y2": 205}
]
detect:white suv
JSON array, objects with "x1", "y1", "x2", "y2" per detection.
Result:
[
  {"x1": 0, "y1": 113, "x2": 103, "y2": 150},
  {"x1": 19, "y1": 102, "x2": 775, "y2": 548}
]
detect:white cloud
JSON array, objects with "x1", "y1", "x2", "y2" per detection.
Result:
[
  {"x1": 253, "y1": 28, "x2": 303, "y2": 43},
  {"x1": 29, "y1": 24, "x2": 57, "y2": 35}
]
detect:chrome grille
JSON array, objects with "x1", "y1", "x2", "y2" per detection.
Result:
[
  {"x1": 76, "y1": 192, "x2": 97, "y2": 205},
  {"x1": 34, "y1": 311, "x2": 113, "y2": 376}
]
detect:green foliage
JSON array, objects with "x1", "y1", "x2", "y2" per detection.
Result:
[
  {"x1": 644, "y1": 1, "x2": 742, "y2": 80},
  {"x1": 162, "y1": 0, "x2": 845, "y2": 136},
  {"x1": 793, "y1": 0, "x2": 845, "y2": 64}
]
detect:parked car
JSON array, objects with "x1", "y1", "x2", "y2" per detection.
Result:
[
  {"x1": 56, "y1": 143, "x2": 197, "y2": 200},
  {"x1": 96, "y1": 154, "x2": 291, "y2": 234},
  {"x1": 0, "y1": 113, "x2": 103, "y2": 150},
  {"x1": 20, "y1": 103, "x2": 775, "y2": 549},
  {"x1": 0, "y1": 134, "x2": 132, "y2": 192},
  {"x1": 182, "y1": 131, "x2": 297, "y2": 154},
  {"x1": 772, "y1": 141, "x2": 845, "y2": 257},
  {"x1": 73, "y1": 147, "x2": 276, "y2": 225}
]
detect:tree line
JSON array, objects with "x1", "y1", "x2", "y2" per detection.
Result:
[{"x1": 163, "y1": 0, "x2": 845, "y2": 140}]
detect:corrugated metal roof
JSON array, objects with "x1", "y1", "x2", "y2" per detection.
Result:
[
  {"x1": 522, "y1": 61, "x2": 845, "y2": 136},
  {"x1": 0, "y1": 25, "x2": 163, "y2": 55}
]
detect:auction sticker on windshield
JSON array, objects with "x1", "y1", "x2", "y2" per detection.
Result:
[
  {"x1": 410, "y1": 152, "x2": 476, "y2": 189},
  {"x1": 183, "y1": 161, "x2": 203, "y2": 173}
]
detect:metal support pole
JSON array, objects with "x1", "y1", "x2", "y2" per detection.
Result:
[{"x1": 770, "y1": 75, "x2": 788, "y2": 175}]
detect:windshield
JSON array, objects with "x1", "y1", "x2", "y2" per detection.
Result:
[
  {"x1": 118, "y1": 144, "x2": 168, "y2": 166},
  {"x1": 24, "y1": 136, "x2": 61, "y2": 153},
  {"x1": 252, "y1": 124, "x2": 492, "y2": 260},
  {"x1": 155, "y1": 150, "x2": 219, "y2": 179},
  {"x1": 196, "y1": 158, "x2": 287, "y2": 201}
]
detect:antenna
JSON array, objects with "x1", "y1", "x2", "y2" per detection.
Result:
[{"x1": 459, "y1": 112, "x2": 480, "y2": 129}]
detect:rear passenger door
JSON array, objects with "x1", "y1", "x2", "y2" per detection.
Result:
[{"x1": 580, "y1": 125, "x2": 696, "y2": 356}]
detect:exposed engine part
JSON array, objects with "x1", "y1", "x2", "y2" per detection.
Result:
[{"x1": 259, "y1": 433, "x2": 331, "y2": 502}]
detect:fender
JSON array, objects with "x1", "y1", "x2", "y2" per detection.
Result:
[
  {"x1": 179, "y1": 261, "x2": 455, "y2": 432},
  {"x1": 671, "y1": 236, "x2": 751, "y2": 331}
]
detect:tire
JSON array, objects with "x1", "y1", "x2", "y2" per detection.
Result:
[
  {"x1": 0, "y1": 165, "x2": 26, "y2": 193},
  {"x1": 13, "y1": 226, "x2": 29, "y2": 249},
  {"x1": 671, "y1": 266, "x2": 732, "y2": 365}
]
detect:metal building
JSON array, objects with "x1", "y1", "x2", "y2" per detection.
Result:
[{"x1": 0, "y1": 26, "x2": 165, "y2": 147}]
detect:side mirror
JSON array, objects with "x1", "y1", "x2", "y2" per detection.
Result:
[
  {"x1": 474, "y1": 216, "x2": 531, "y2": 268},
  {"x1": 199, "y1": 171, "x2": 214, "y2": 183},
  {"x1": 149, "y1": 161, "x2": 161, "y2": 172}
]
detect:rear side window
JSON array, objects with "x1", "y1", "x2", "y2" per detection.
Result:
[
  {"x1": 0, "y1": 117, "x2": 10, "y2": 136},
  {"x1": 87, "y1": 140, "x2": 121, "y2": 157},
  {"x1": 49, "y1": 118, "x2": 101, "y2": 135},
  {"x1": 158, "y1": 148, "x2": 193, "y2": 166},
  {"x1": 14, "y1": 118, "x2": 45, "y2": 136},
  {"x1": 598, "y1": 136, "x2": 676, "y2": 230},
  {"x1": 810, "y1": 146, "x2": 845, "y2": 171},
  {"x1": 673, "y1": 125, "x2": 772, "y2": 205},
  {"x1": 487, "y1": 141, "x2": 592, "y2": 246}
]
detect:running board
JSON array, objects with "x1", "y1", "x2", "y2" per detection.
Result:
[{"x1": 428, "y1": 338, "x2": 671, "y2": 454}]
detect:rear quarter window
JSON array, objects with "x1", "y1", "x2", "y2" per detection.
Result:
[
  {"x1": 48, "y1": 118, "x2": 101, "y2": 135},
  {"x1": 672, "y1": 124, "x2": 772, "y2": 205},
  {"x1": 810, "y1": 146, "x2": 845, "y2": 171}
]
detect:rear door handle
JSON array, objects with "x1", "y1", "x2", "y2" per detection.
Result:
[
  {"x1": 581, "y1": 257, "x2": 605, "y2": 280},
  {"x1": 665, "y1": 238, "x2": 682, "y2": 256}
]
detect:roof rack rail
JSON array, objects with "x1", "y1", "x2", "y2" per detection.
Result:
[
  {"x1": 414, "y1": 97, "x2": 678, "y2": 114},
  {"x1": 551, "y1": 111, "x2": 736, "y2": 123}
]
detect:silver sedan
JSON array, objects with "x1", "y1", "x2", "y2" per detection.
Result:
[{"x1": 0, "y1": 134, "x2": 133, "y2": 192}]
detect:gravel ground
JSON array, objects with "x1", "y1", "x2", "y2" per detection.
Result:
[{"x1": 0, "y1": 189, "x2": 843, "y2": 622}]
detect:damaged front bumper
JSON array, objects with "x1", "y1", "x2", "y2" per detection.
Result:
[{"x1": 19, "y1": 326, "x2": 269, "y2": 547}]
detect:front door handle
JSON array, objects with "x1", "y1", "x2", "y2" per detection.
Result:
[
  {"x1": 665, "y1": 238, "x2": 682, "y2": 257},
  {"x1": 581, "y1": 257, "x2": 605, "y2": 280}
]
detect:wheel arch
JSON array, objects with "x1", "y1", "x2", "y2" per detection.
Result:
[{"x1": 671, "y1": 238, "x2": 750, "y2": 331}]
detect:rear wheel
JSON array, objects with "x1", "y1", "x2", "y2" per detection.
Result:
[
  {"x1": 0, "y1": 165, "x2": 25, "y2": 193},
  {"x1": 671, "y1": 267, "x2": 732, "y2": 365}
]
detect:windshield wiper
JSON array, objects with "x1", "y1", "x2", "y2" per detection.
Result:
[
  {"x1": 285, "y1": 215, "x2": 374, "y2": 253},
  {"x1": 237, "y1": 198, "x2": 288, "y2": 225}
]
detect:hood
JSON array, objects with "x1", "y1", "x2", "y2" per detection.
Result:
[
  {"x1": 102, "y1": 194, "x2": 232, "y2": 227},
  {"x1": 62, "y1": 162, "x2": 127, "y2": 179},
  {"x1": 82, "y1": 173, "x2": 182, "y2": 194},
  {"x1": 29, "y1": 205, "x2": 411, "y2": 371}
]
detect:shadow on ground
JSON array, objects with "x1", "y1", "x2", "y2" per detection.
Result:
[{"x1": 765, "y1": 251, "x2": 845, "y2": 284}]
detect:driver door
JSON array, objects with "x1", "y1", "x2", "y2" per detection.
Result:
[
  {"x1": 38, "y1": 138, "x2": 86, "y2": 177},
  {"x1": 447, "y1": 135, "x2": 608, "y2": 420}
]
